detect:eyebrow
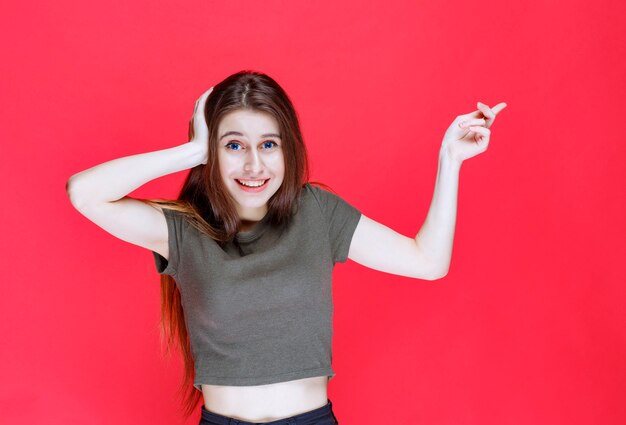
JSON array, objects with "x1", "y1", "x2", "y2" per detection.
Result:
[{"x1": 219, "y1": 131, "x2": 281, "y2": 141}]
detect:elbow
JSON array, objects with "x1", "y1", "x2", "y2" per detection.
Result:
[
  {"x1": 429, "y1": 270, "x2": 448, "y2": 281},
  {"x1": 411, "y1": 240, "x2": 449, "y2": 281},
  {"x1": 66, "y1": 178, "x2": 76, "y2": 203},
  {"x1": 427, "y1": 263, "x2": 449, "y2": 282},
  {"x1": 66, "y1": 176, "x2": 88, "y2": 210}
]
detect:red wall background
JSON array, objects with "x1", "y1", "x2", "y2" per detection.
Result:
[{"x1": 1, "y1": 0, "x2": 624, "y2": 424}]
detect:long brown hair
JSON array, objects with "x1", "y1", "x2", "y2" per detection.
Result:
[{"x1": 143, "y1": 70, "x2": 331, "y2": 418}]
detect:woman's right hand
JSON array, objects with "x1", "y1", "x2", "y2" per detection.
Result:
[{"x1": 187, "y1": 87, "x2": 214, "y2": 165}]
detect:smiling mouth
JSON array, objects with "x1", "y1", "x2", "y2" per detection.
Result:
[{"x1": 235, "y1": 179, "x2": 269, "y2": 188}]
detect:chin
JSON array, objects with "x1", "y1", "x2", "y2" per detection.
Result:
[{"x1": 227, "y1": 179, "x2": 283, "y2": 211}]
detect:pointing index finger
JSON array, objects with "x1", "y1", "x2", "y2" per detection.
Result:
[{"x1": 491, "y1": 102, "x2": 507, "y2": 115}]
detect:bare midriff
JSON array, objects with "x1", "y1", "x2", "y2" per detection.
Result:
[{"x1": 201, "y1": 375, "x2": 330, "y2": 422}]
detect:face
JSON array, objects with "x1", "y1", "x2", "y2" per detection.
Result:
[{"x1": 217, "y1": 109, "x2": 285, "y2": 221}]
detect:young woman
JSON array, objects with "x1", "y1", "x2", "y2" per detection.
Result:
[{"x1": 67, "y1": 70, "x2": 506, "y2": 424}]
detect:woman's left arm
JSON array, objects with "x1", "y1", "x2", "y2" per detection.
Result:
[{"x1": 348, "y1": 101, "x2": 507, "y2": 281}]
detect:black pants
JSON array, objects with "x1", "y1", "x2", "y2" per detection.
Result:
[{"x1": 199, "y1": 398, "x2": 339, "y2": 425}]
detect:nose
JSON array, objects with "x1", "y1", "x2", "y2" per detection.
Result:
[{"x1": 243, "y1": 147, "x2": 264, "y2": 175}]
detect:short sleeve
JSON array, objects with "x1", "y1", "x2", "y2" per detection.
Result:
[
  {"x1": 152, "y1": 208, "x2": 185, "y2": 276},
  {"x1": 308, "y1": 184, "x2": 362, "y2": 264}
]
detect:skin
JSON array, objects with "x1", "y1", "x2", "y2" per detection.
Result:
[
  {"x1": 201, "y1": 103, "x2": 329, "y2": 421},
  {"x1": 216, "y1": 109, "x2": 285, "y2": 229},
  {"x1": 67, "y1": 87, "x2": 506, "y2": 421},
  {"x1": 187, "y1": 88, "x2": 508, "y2": 420}
]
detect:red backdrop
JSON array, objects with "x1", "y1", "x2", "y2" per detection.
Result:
[{"x1": 1, "y1": 0, "x2": 625, "y2": 424}]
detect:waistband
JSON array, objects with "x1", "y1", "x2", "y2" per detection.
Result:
[{"x1": 200, "y1": 398, "x2": 335, "y2": 425}]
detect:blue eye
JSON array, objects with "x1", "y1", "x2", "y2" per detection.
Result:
[
  {"x1": 225, "y1": 142, "x2": 242, "y2": 151},
  {"x1": 226, "y1": 141, "x2": 277, "y2": 151}
]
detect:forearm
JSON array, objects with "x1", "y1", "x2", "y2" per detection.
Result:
[
  {"x1": 415, "y1": 149, "x2": 462, "y2": 277},
  {"x1": 67, "y1": 142, "x2": 204, "y2": 208}
]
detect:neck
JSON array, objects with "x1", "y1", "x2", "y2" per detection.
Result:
[{"x1": 237, "y1": 206, "x2": 268, "y2": 222}]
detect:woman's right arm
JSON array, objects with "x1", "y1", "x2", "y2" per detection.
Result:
[
  {"x1": 66, "y1": 87, "x2": 213, "y2": 260},
  {"x1": 66, "y1": 143, "x2": 205, "y2": 260},
  {"x1": 67, "y1": 142, "x2": 205, "y2": 207}
]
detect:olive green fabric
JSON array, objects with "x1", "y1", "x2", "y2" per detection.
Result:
[{"x1": 152, "y1": 183, "x2": 362, "y2": 389}]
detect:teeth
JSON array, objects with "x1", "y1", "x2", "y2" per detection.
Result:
[{"x1": 237, "y1": 179, "x2": 267, "y2": 187}]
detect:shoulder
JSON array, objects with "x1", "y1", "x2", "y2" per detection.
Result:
[
  {"x1": 302, "y1": 181, "x2": 336, "y2": 202},
  {"x1": 158, "y1": 206, "x2": 198, "y2": 239},
  {"x1": 303, "y1": 181, "x2": 356, "y2": 206},
  {"x1": 300, "y1": 182, "x2": 333, "y2": 213},
  {"x1": 160, "y1": 206, "x2": 190, "y2": 225}
]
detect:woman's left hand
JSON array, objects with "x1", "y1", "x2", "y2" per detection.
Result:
[{"x1": 440, "y1": 101, "x2": 507, "y2": 164}]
